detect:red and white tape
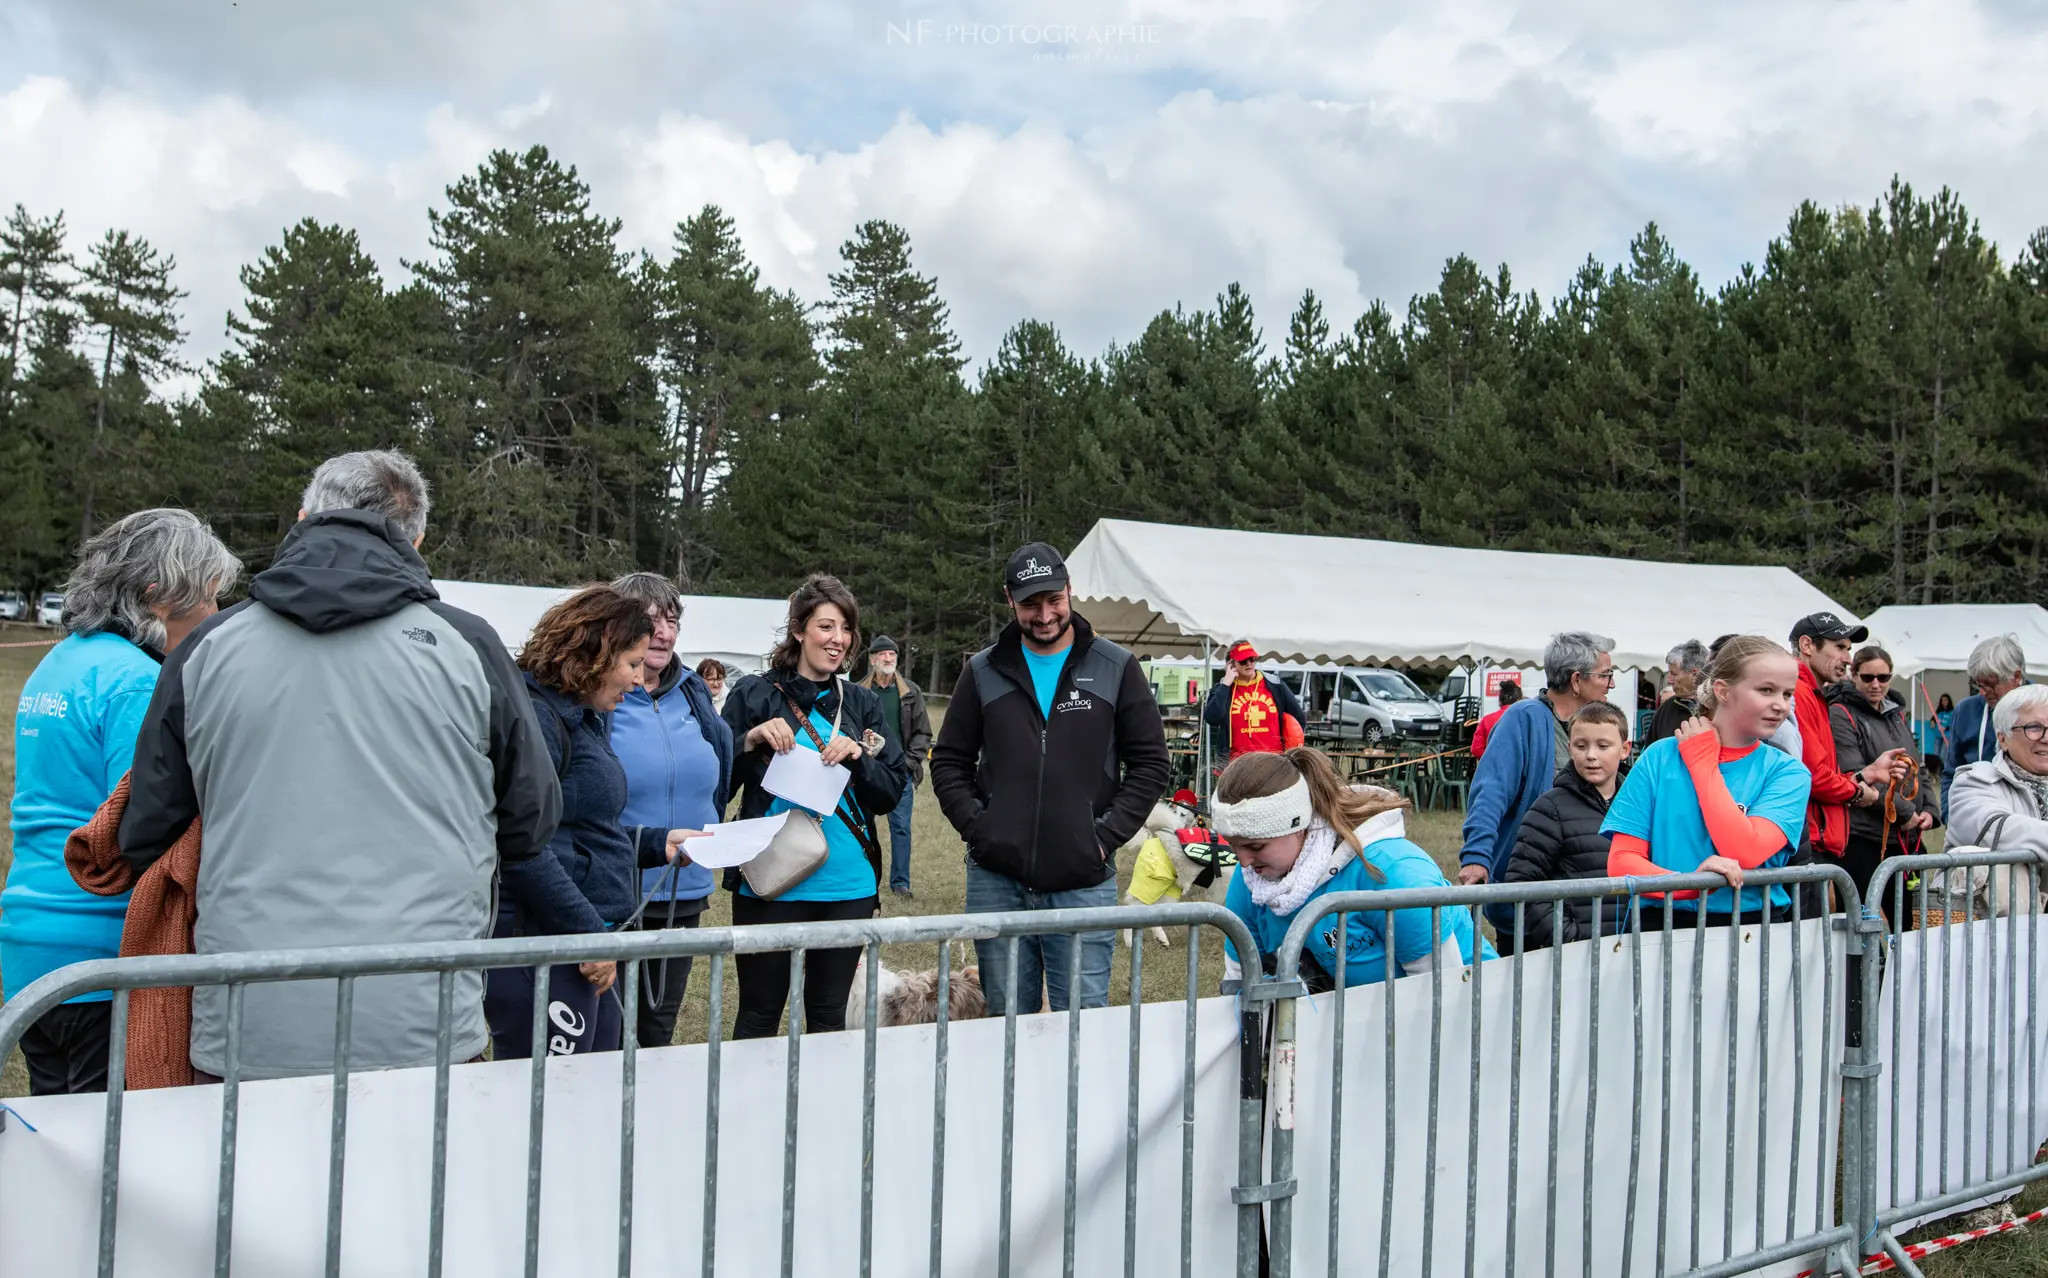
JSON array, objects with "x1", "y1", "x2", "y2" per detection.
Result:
[{"x1": 1791, "y1": 1207, "x2": 2046, "y2": 1276}]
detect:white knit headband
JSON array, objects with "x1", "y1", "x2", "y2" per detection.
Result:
[{"x1": 1210, "y1": 774, "x2": 1313, "y2": 840}]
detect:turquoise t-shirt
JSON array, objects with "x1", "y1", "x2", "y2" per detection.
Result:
[
  {"x1": 1224, "y1": 834, "x2": 1496, "y2": 985},
  {"x1": 2, "y1": 632, "x2": 161, "y2": 1003},
  {"x1": 1601, "y1": 737, "x2": 1811, "y2": 915},
  {"x1": 739, "y1": 696, "x2": 876, "y2": 903},
  {"x1": 1021, "y1": 644, "x2": 1070, "y2": 720}
]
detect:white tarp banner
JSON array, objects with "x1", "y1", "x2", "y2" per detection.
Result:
[
  {"x1": 0, "y1": 993, "x2": 1244, "y2": 1277},
  {"x1": 1875, "y1": 916, "x2": 2048, "y2": 1235},
  {"x1": 1282, "y1": 918, "x2": 1844, "y2": 1277}
]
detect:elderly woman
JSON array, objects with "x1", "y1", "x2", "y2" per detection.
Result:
[
  {"x1": 1, "y1": 509, "x2": 241, "y2": 1094},
  {"x1": 1946, "y1": 683, "x2": 2048, "y2": 914}
]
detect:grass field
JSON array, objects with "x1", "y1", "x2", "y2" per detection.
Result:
[{"x1": 0, "y1": 628, "x2": 2040, "y2": 1271}]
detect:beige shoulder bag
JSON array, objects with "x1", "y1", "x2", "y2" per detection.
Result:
[{"x1": 740, "y1": 680, "x2": 843, "y2": 899}]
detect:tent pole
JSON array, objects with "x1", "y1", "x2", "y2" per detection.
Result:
[{"x1": 1200, "y1": 637, "x2": 1213, "y2": 805}]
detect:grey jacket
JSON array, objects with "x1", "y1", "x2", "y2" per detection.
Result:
[
  {"x1": 119, "y1": 510, "x2": 564, "y2": 1080},
  {"x1": 861, "y1": 672, "x2": 933, "y2": 782},
  {"x1": 1947, "y1": 753, "x2": 2048, "y2": 864}
]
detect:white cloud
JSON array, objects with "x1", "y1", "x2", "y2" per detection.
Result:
[{"x1": 2, "y1": 0, "x2": 2045, "y2": 378}]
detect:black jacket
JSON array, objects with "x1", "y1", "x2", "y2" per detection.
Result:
[
  {"x1": 722, "y1": 668, "x2": 909, "y2": 884},
  {"x1": 930, "y1": 614, "x2": 1171, "y2": 892},
  {"x1": 1645, "y1": 696, "x2": 1697, "y2": 746},
  {"x1": 1824, "y1": 682, "x2": 1935, "y2": 844},
  {"x1": 1501, "y1": 767, "x2": 1631, "y2": 948}
]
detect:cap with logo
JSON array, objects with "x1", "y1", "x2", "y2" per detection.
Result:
[
  {"x1": 1789, "y1": 612, "x2": 1869, "y2": 645},
  {"x1": 1005, "y1": 542, "x2": 1069, "y2": 602},
  {"x1": 869, "y1": 635, "x2": 898, "y2": 655},
  {"x1": 1227, "y1": 641, "x2": 1258, "y2": 665}
]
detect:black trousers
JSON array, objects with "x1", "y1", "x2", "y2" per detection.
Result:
[
  {"x1": 22, "y1": 1001, "x2": 113, "y2": 1095},
  {"x1": 1837, "y1": 834, "x2": 1890, "y2": 907},
  {"x1": 730, "y1": 894, "x2": 877, "y2": 1039},
  {"x1": 631, "y1": 902, "x2": 704, "y2": 1049}
]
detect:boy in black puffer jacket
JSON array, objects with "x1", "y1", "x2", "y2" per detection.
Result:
[{"x1": 1503, "y1": 701, "x2": 1634, "y2": 948}]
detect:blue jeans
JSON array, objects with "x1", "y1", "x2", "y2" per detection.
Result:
[
  {"x1": 963, "y1": 860, "x2": 1115, "y2": 1014},
  {"x1": 888, "y1": 777, "x2": 915, "y2": 891}
]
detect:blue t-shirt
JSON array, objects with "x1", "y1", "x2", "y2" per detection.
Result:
[
  {"x1": 1601, "y1": 737, "x2": 1811, "y2": 915},
  {"x1": 2, "y1": 632, "x2": 161, "y2": 1003},
  {"x1": 1021, "y1": 644, "x2": 1070, "y2": 720},
  {"x1": 739, "y1": 697, "x2": 876, "y2": 903}
]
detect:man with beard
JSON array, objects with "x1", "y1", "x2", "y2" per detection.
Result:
[
  {"x1": 930, "y1": 542, "x2": 1170, "y2": 1013},
  {"x1": 1790, "y1": 612, "x2": 1911, "y2": 885}
]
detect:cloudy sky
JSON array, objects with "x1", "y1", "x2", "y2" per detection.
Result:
[{"x1": 5, "y1": 0, "x2": 2046, "y2": 373}]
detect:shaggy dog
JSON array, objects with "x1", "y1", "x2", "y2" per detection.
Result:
[{"x1": 845, "y1": 946, "x2": 988, "y2": 1028}]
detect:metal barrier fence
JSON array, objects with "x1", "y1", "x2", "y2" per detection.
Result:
[
  {"x1": 8, "y1": 855, "x2": 2048, "y2": 1277},
  {"x1": 1861, "y1": 850, "x2": 2048, "y2": 1276},
  {"x1": 1254, "y1": 865, "x2": 1868, "y2": 1278},
  {"x1": 0, "y1": 901, "x2": 1265, "y2": 1278}
]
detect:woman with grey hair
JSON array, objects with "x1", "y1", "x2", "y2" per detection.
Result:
[
  {"x1": 0, "y1": 508, "x2": 241, "y2": 1094},
  {"x1": 1944, "y1": 683, "x2": 2048, "y2": 915},
  {"x1": 1648, "y1": 639, "x2": 1711, "y2": 744}
]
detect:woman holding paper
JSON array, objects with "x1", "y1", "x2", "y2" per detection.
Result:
[
  {"x1": 723, "y1": 574, "x2": 909, "y2": 1038},
  {"x1": 486, "y1": 586, "x2": 700, "y2": 1060}
]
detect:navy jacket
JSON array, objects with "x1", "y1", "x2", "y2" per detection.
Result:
[
  {"x1": 1941, "y1": 691, "x2": 2013, "y2": 822},
  {"x1": 1202, "y1": 673, "x2": 1307, "y2": 757},
  {"x1": 505, "y1": 672, "x2": 673, "y2": 933}
]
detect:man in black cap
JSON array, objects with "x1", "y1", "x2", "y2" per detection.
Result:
[
  {"x1": 1790, "y1": 611, "x2": 1910, "y2": 877},
  {"x1": 930, "y1": 541, "x2": 1171, "y2": 1013},
  {"x1": 860, "y1": 635, "x2": 932, "y2": 898}
]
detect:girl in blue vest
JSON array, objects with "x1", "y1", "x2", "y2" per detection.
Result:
[{"x1": 1215, "y1": 748, "x2": 1493, "y2": 992}]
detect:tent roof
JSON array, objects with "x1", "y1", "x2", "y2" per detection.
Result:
[
  {"x1": 1859, "y1": 604, "x2": 2048, "y2": 678},
  {"x1": 1066, "y1": 519, "x2": 1871, "y2": 673},
  {"x1": 432, "y1": 580, "x2": 786, "y2": 668}
]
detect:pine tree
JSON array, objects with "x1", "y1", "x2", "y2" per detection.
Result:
[
  {"x1": 0, "y1": 204, "x2": 72, "y2": 416},
  {"x1": 77, "y1": 229, "x2": 185, "y2": 539}
]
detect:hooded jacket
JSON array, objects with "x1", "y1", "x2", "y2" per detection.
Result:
[
  {"x1": 1501, "y1": 767, "x2": 1632, "y2": 947},
  {"x1": 1825, "y1": 683, "x2": 1932, "y2": 844},
  {"x1": 614, "y1": 657, "x2": 732, "y2": 905},
  {"x1": 930, "y1": 614, "x2": 1171, "y2": 893},
  {"x1": 118, "y1": 510, "x2": 564, "y2": 1080}
]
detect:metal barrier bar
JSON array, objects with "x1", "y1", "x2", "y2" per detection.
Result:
[
  {"x1": 1123, "y1": 932, "x2": 1143, "y2": 1278},
  {"x1": 0, "y1": 902, "x2": 1261, "y2": 1278},
  {"x1": 927, "y1": 942, "x2": 949, "y2": 1278},
  {"x1": 1261, "y1": 866, "x2": 1858, "y2": 1278}
]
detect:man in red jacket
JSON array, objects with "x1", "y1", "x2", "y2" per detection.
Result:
[{"x1": 1790, "y1": 612, "x2": 1909, "y2": 872}]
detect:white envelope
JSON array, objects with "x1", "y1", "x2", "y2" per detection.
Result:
[{"x1": 762, "y1": 746, "x2": 852, "y2": 815}]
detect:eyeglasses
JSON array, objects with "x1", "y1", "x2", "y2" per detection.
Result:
[
  {"x1": 2014, "y1": 723, "x2": 2048, "y2": 743},
  {"x1": 1856, "y1": 672, "x2": 1892, "y2": 684}
]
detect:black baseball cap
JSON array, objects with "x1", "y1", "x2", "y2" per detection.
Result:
[
  {"x1": 1004, "y1": 542, "x2": 1069, "y2": 601},
  {"x1": 869, "y1": 635, "x2": 898, "y2": 655},
  {"x1": 1790, "y1": 612, "x2": 1869, "y2": 645}
]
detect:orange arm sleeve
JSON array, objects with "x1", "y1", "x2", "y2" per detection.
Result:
[
  {"x1": 1679, "y1": 735, "x2": 1793, "y2": 868},
  {"x1": 1607, "y1": 833, "x2": 1702, "y2": 900}
]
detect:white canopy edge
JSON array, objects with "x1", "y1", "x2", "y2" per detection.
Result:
[
  {"x1": 432, "y1": 580, "x2": 786, "y2": 670},
  {"x1": 1066, "y1": 519, "x2": 1902, "y2": 675},
  {"x1": 1860, "y1": 604, "x2": 2048, "y2": 679}
]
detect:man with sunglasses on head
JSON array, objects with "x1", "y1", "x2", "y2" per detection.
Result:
[
  {"x1": 1791, "y1": 613, "x2": 1911, "y2": 895},
  {"x1": 1941, "y1": 635, "x2": 2028, "y2": 823}
]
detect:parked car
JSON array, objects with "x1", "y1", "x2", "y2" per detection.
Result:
[
  {"x1": 0, "y1": 590, "x2": 25, "y2": 621},
  {"x1": 37, "y1": 592, "x2": 64, "y2": 627},
  {"x1": 1267, "y1": 666, "x2": 1445, "y2": 745}
]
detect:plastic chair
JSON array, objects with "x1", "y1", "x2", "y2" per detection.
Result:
[{"x1": 1433, "y1": 753, "x2": 1473, "y2": 811}]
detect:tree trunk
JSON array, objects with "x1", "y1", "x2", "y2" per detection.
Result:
[
  {"x1": 1890, "y1": 400, "x2": 1905, "y2": 602},
  {"x1": 1921, "y1": 366, "x2": 1944, "y2": 604},
  {"x1": 83, "y1": 322, "x2": 120, "y2": 541}
]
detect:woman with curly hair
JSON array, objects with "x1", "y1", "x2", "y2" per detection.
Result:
[{"x1": 484, "y1": 585, "x2": 698, "y2": 1060}]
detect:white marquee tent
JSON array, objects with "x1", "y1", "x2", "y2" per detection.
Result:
[
  {"x1": 1860, "y1": 604, "x2": 2048, "y2": 678},
  {"x1": 432, "y1": 580, "x2": 786, "y2": 671},
  {"x1": 1066, "y1": 519, "x2": 1888, "y2": 673}
]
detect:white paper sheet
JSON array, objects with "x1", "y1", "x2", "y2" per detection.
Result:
[
  {"x1": 675, "y1": 813, "x2": 789, "y2": 869},
  {"x1": 761, "y1": 747, "x2": 851, "y2": 814}
]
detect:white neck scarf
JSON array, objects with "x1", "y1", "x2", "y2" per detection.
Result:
[{"x1": 1244, "y1": 817, "x2": 1341, "y2": 918}]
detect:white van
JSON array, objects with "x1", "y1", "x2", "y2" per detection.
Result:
[{"x1": 1273, "y1": 666, "x2": 1445, "y2": 745}]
